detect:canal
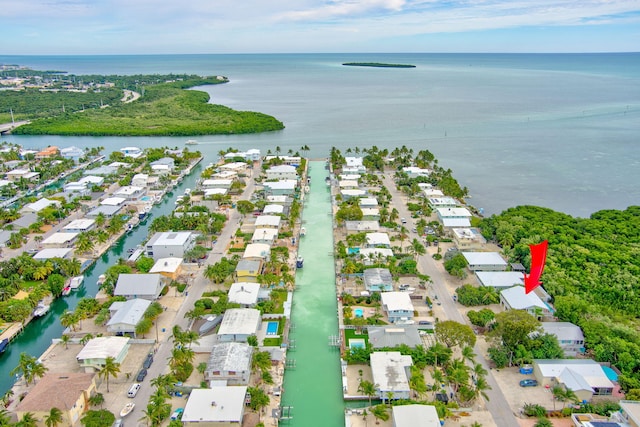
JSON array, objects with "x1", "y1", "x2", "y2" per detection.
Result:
[
  {"x1": 281, "y1": 161, "x2": 344, "y2": 427},
  {"x1": 0, "y1": 162, "x2": 204, "y2": 395}
]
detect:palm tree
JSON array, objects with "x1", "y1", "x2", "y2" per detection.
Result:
[
  {"x1": 0, "y1": 409, "x2": 12, "y2": 426},
  {"x1": 16, "y1": 412, "x2": 38, "y2": 427},
  {"x1": 473, "y1": 376, "x2": 491, "y2": 402},
  {"x1": 88, "y1": 392, "x2": 105, "y2": 408},
  {"x1": 197, "y1": 362, "x2": 208, "y2": 380},
  {"x1": 357, "y1": 380, "x2": 377, "y2": 407},
  {"x1": 370, "y1": 405, "x2": 389, "y2": 425},
  {"x1": 98, "y1": 356, "x2": 121, "y2": 392},
  {"x1": 59, "y1": 334, "x2": 70, "y2": 349},
  {"x1": 462, "y1": 346, "x2": 476, "y2": 363},
  {"x1": 44, "y1": 407, "x2": 63, "y2": 427}
]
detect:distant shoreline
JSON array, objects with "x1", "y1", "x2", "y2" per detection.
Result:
[{"x1": 342, "y1": 62, "x2": 416, "y2": 68}]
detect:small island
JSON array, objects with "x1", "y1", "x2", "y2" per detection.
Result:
[{"x1": 342, "y1": 62, "x2": 416, "y2": 68}]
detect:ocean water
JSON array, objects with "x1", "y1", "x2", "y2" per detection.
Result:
[{"x1": 1, "y1": 53, "x2": 639, "y2": 217}]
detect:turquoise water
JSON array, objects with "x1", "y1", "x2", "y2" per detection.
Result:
[
  {"x1": 266, "y1": 321, "x2": 279, "y2": 335},
  {"x1": 354, "y1": 308, "x2": 364, "y2": 318},
  {"x1": 281, "y1": 162, "x2": 343, "y2": 426}
]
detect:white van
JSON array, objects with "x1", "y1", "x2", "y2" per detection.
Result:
[{"x1": 127, "y1": 383, "x2": 141, "y2": 398}]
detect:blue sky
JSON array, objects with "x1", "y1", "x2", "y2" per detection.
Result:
[{"x1": 2, "y1": 0, "x2": 639, "y2": 54}]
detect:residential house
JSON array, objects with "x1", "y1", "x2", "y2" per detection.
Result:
[
  {"x1": 204, "y1": 188, "x2": 228, "y2": 197},
  {"x1": 345, "y1": 156, "x2": 364, "y2": 168},
  {"x1": 392, "y1": 405, "x2": 441, "y2": 427},
  {"x1": 245, "y1": 148, "x2": 261, "y2": 161},
  {"x1": 381, "y1": 292, "x2": 415, "y2": 323},
  {"x1": 533, "y1": 359, "x2": 614, "y2": 401},
  {"x1": 60, "y1": 146, "x2": 85, "y2": 163},
  {"x1": 251, "y1": 228, "x2": 278, "y2": 246},
  {"x1": 217, "y1": 308, "x2": 261, "y2": 342},
  {"x1": 86, "y1": 205, "x2": 123, "y2": 218},
  {"x1": 228, "y1": 282, "x2": 261, "y2": 307},
  {"x1": 76, "y1": 337, "x2": 130, "y2": 372},
  {"x1": 20, "y1": 198, "x2": 61, "y2": 214},
  {"x1": 83, "y1": 165, "x2": 117, "y2": 176},
  {"x1": 113, "y1": 185, "x2": 146, "y2": 201},
  {"x1": 358, "y1": 198, "x2": 378, "y2": 208},
  {"x1": 113, "y1": 273, "x2": 166, "y2": 300},
  {"x1": 500, "y1": 286, "x2": 551, "y2": 317},
  {"x1": 436, "y1": 207, "x2": 472, "y2": 228},
  {"x1": 202, "y1": 179, "x2": 233, "y2": 189},
  {"x1": 358, "y1": 248, "x2": 394, "y2": 265},
  {"x1": 219, "y1": 161, "x2": 247, "y2": 172},
  {"x1": 340, "y1": 189, "x2": 367, "y2": 200},
  {"x1": 475, "y1": 271, "x2": 524, "y2": 290},
  {"x1": 461, "y1": 252, "x2": 508, "y2": 271},
  {"x1": 181, "y1": 387, "x2": 247, "y2": 426},
  {"x1": 15, "y1": 373, "x2": 96, "y2": 427},
  {"x1": 422, "y1": 188, "x2": 444, "y2": 198},
  {"x1": 402, "y1": 166, "x2": 431, "y2": 179},
  {"x1": 254, "y1": 215, "x2": 281, "y2": 230},
  {"x1": 41, "y1": 232, "x2": 78, "y2": 248},
  {"x1": 106, "y1": 299, "x2": 152, "y2": 337},
  {"x1": 131, "y1": 173, "x2": 149, "y2": 187},
  {"x1": 339, "y1": 180, "x2": 359, "y2": 190},
  {"x1": 205, "y1": 342, "x2": 253, "y2": 386},
  {"x1": 618, "y1": 400, "x2": 640, "y2": 427},
  {"x1": 266, "y1": 165, "x2": 298, "y2": 181},
  {"x1": 367, "y1": 325, "x2": 422, "y2": 349},
  {"x1": 120, "y1": 147, "x2": 144, "y2": 158},
  {"x1": 363, "y1": 268, "x2": 393, "y2": 292},
  {"x1": 33, "y1": 248, "x2": 73, "y2": 260},
  {"x1": 63, "y1": 181, "x2": 91, "y2": 197},
  {"x1": 428, "y1": 197, "x2": 458, "y2": 209},
  {"x1": 264, "y1": 155, "x2": 300, "y2": 166},
  {"x1": 243, "y1": 243, "x2": 271, "y2": 261},
  {"x1": 540, "y1": 322, "x2": 585, "y2": 356},
  {"x1": 100, "y1": 196, "x2": 127, "y2": 207},
  {"x1": 361, "y1": 208, "x2": 380, "y2": 220},
  {"x1": 344, "y1": 221, "x2": 380, "y2": 233},
  {"x1": 263, "y1": 180, "x2": 297, "y2": 196},
  {"x1": 266, "y1": 195, "x2": 289, "y2": 205},
  {"x1": 370, "y1": 352, "x2": 413, "y2": 401},
  {"x1": 6, "y1": 168, "x2": 39, "y2": 183},
  {"x1": 263, "y1": 204, "x2": 284, "y2": 215},
  {"x1": 63, "y1": 219, "x2": 96, "y2": 233},
  {"x1": 452, "y1": 228, "x2": 486, "y2": 250},
  {"x1": 149, "y1": 257, "x2": 184, "y2": 281},
  {"x1": 234, "y1": 259, "x2": 262, "y2": 283},
  {"x1": 35, "y1": 146, "x2": 59, "y2": 160},
  {"x1": 366, "y1": 232, "x2": 391, "y2": 248},
  {"x1": 150, "y1": 157, "x2": 175, "y2": 173},
  {"x1": 146, "y1": 231, "x2": 197, "y2": 260}
]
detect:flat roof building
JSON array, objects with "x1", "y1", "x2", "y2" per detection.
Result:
[{"x1": 182, "y1": 387, "x2": 248, "y2": 426}]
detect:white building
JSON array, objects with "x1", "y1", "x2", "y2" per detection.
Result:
[
  {"x1": 106, "y1": 299, "x2": 152, "y2": 336},
  {"x1": 202, "y1": 179, "x2": 233, "y2": 189},
  {"x1": 205, "y1": 343, "x2": 253, "y2": 386},
  {"x1": 263, "y1": 180, "x2": 297, "y2": 196},
  {"x1": 263, "y1": 204, "x2": 284, "y2": 215},
  {"x1": 266, "y1": 165, "x2": 298, "y2": 181},
  {"x1": 146, "y1": 231, "x2": 197, "y2": 260},
  {"x1": 429, "y1": 197, "x2": 458, "y2": 209},
  {"x1": 41, "y1": 232, "x2": 78, "y2": 248},
  {"x1": 63, "y1": 219, "x2": 96, "y2": 233},
  {"x1": 402, "y1": 166, "x2": 431, "y2": 179},
  {"x1": 131, "y1": 173, "x2": 149, "y2": 187},
  {"x1": 370, "y1": 352, "x2": 412, "y2": 401},
  {"x1": 20, "y1": 198, "x2": 60, "y2": 214},
  {"x1": 533, "y1": 359, "x2": 614, "y2": 402},
  {"x1": 100, "y1": 196, "x2": 127, "y2": 206},
  {"x1": 452, "y1": 227, "x2": 486, "y2": 250},
  {"x1": 114, "y1": 274, "x2": 166, "y2": 300},
  {"x1": 381, "y1": 292, "x2": 415, "y2": 323},
  {"x1": 217, "y1": 308, "x2": 261, "y2": 342},
  {"x1": 345, "y1": 157, "x2": 364, "y2": 167},
  {"x1": 392, "y1": 405, "x2": 440, "y2": 427},
  {"x1": 182, "y1": 387, "x2": 247, "y2": 426},
  {"x1": 114, "y1": 185, "x2": 146, "y2": 201},
  {"x1": 243, "y1": 243, "x2": 271, "y2": 260},
  {"x1": 540, "y1": 322, "x2": 585, "y2": 356},
  {"x1": 33, "y1": 248, "x2": 73, "y2": 260},
  {"x1": 366, "y1": 232, "x2": 391, "y2": 248},
  {"x1": 59, "y1": 146, "x2": 85, "y2": 162},
  {"x1": 500, "y1": 286, "x2": 550, "y2": 317},
  {"x1": 359, "y1": 197, "x2": 378, "y2": 207},
  {"x1": 475, "y1": 271, "x2": 524, "y2": 289},
  {"x1": 76, "y1": 337, "x2": 130, "y2": 372},
  {"x1": 340, "y1": 189, "x2": 367, "y2": 200},
  {"x1": 461, "y1": 252, "x2": 507, "y2": 271},
  {"x1": 251, "y1": 228, "x2": 278, "y2": 246},
  {"x1": 254, "y1": 215, "x2": 281, "y2": 230},
  {"x1": 228, "y1": 282, "x2": 261, "y2": 307}
]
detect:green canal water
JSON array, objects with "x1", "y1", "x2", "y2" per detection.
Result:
[{"x1": 281, "y1": 161, "x2": 344, "y2": 427}]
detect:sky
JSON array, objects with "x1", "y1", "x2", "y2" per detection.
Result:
[{"x1": 1, "y1": 0, "x2": 639, "y2": 54}]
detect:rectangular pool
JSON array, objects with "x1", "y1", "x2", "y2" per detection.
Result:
[{"x1": 266, "y1": 321, "x2": 279, "y2": 336}]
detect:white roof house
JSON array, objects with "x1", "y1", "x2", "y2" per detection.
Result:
[
  {"x1": 213, "y1": 170, "x2": 237, "y2": 180},
  {"x1": 149, "y1": 257, "x2": 183, "y2": 275},
  {"x1": 41, "y1": 232, "x2": 78, "y2": 248},
  {"x1": 20, "y1": 198, "x2": 60, "y2": 214},
  {"x1": 340, "y1": 189, "x2": 367, "y2": 199},
  {"x1": 500, "y1": 286, "x2": 550, "y2": 316},
  {"x1": 228, "y1": 282, "x2": 261, "y2": 307},
  {"x1": 266, "y1": 195, "x2": 289, "y2": 205},
  {"x1": 205, "y1": 342, "x2": 253, "y2": 385},
  {"x1": 63, "y1": 219, "x2": 96, "y2": 233},
  {"x1": 359, "y1": 197, "x2": 378, "y2": 207},
  {"x1": 76, "y1": 337, "x2": 131, "y2": 369},
  {"x1": 79, "y1": 176, "x2": 105, "y2": 186},
  {"x1": 202, "y1": 179, "x2": 233, "y2": 189},
  {"x1": 100, "y1": 196, "x2": 127, "y2": 206},
  {"x1": 361, "y1": 208, "x2": 380, "y2": 219},
  {"x1": 219, "y1": 162, "x2": 247, "y2": 171},
  {"x1": 251, "y1": 228, "x2": 278, "y2": 245},
  {"x1": 370, "y1": 352, "x2": 413, "y2": 400},
  {"x1": 402, "y1": 166, "x2": 431, "y2": 178},
  {"x1": 423, "y1": 188, "x2": 444, "y2": 197},
  {"x1": 476, "y1": 271, "x2": 524, "y2": 289},
  {"x1": 182, "y1": 387, "x2": 247, "y2": 425},
  {"x1": 114, "y1": 185, "x2": 145, "y2": 200},
  {"x1": 339, "y1": 174, "x2": 360, "y2": 181},
  {"x1": 217, "y1": 308, "x2": 261, "y2": 342},
  {"x1": 263, "y1": 180, "x2": 297, "y2": 195},
  {"x1": 619, "y1": 401, "x2": 640, "y2": 426},
  {"x1": 114, "y1": 274, "x2": 165, "y2": 300},
  {"x1": 442, "y1": 218, "x2": 472, "y2": 228},
  {"x1": 106, "y1": 298, "x2": 152, "y2": 336},
  {"x1": 392, "y1": 405, "x2": 441, "y2": 427},
  {"x1": 338, "y1": 180, "x2": 359, "y2": 189},
  {"x1": 452, "y1": 227, "x2": 486, "y2": 250},
  {"x1": 204, "y1": 188, "x2": 228, "y2": 197},
  {"x1": 255, "y1": 215, "x2": 281, "y2": 229},
  {"x1": 436, "y1": 207, "x2": 472, "y2": 218},
  {"x1": 146, "y1": 231, "x2": 197, "y2": 260},
  {"x1": 381, "y1": 292, "x2": 415, "y2": 323},
  {"x1": 429, "y1": 197, "x2": 458, "y2": 208},
  {"x1": 540, "y1": 322, "x2": 585, "y2": 356},
  {"x1": 461, "y1": 252, "x2": 508, "y2": 271},
  {"x1": 345, "y1": 221, "x2": 380, "y2": 233},
  {"x1": 33, "y1": 248, "x2": 73, "y2": 260},
  {"x1": 131, "y1": 173, "x2": 149, "y2": 187},
  {"x1": 533, "y1": 359, "x2": 614, "y2": 400},
  {"x1": 266, "y1": 165, "x2": 298, "y2": 181},
  {"x1": 243, "y1": 243, "x2": 271, "y2": 260},
  {"x1": 345, "y1": 156, "x2": 364, "y2": 167},
  {"x1": 263, "y1": 204, "x2": 284, "y2": 215},
  {"x1": 366, "y1": 232, "x2": 391, "y2": 248}
]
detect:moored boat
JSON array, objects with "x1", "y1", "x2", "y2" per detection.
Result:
[
  {"x1": 0, "y1": 338, "x2": 8, "y2": 354},
  {"x1": 61, "y1": 285, "x2": 71, "y2": 296},
  {"x1": 33, "y1": 300, "x2": 50, "y2": 317},
  {"x1": 96, "y1": 274, "x2": 106, "y2": 286},
  {"x1": 296, "y1": 256, "x2": 304, "y2": 268},
  {"x1": 185, "y1": 139, "x2": 198, "y2": 145},
  {"x1": 300, "y1": 227, "x2": 306, "y2": 236},
  {"x1": 68, "y1": 275, "x2": 84, "y2": 290},
  {"x1": 120, "y1": 403, "x2": 135, "y2": 417}
]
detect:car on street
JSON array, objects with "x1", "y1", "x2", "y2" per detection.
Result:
[
  {"x1": 136, "y1": 368, "x2": 148, "y2": 382},
  {"x1": 519, "y1": 379, "x2": 538, "y2": 387},
  {"x1": 170, "y1": 408, "x2": 184, "y2": 420},
  {"x1": 143, "y1": 353, "x2": 154, "y2": 369}
]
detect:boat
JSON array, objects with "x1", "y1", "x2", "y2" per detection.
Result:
[
  {"x1": 185, "y1": 139, "x2": 198, "y2": 145},
  {"x1": 300, "y1": 227, "x2": 306, "y2": 236},
  {"x1": 33, "y1": 301, "x2": 50, "y2": 317},
  {"x1": 68, "y1": 275, "x2": 84, "y2": 290},
  {"x1": 120, "y1": 403, "x2": 135, "y2": 417},
  {"x1": 61, "y1": 285, "x2": 71, "y2": 296},
  {"x1": 126, "y1": 223, "x2": 133, "y2": 233},
  {"x1": 0, "y1": 338, "x2": 8, "y2": 354},
  {"x1": 198, "y1": 315, "x2": 223, "y2": 335},
  {"x1": 296, "y1": 256, "x2": 304, "y2": 268},
  {"x1": 96, "y1": 274, "x2": 106, "y2": 286},
  {"x1": 304, "y1": 186, "x2": 310, "y2": 193}
]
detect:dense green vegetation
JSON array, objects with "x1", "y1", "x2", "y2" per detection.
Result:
[
  {"x1": 8, "y1": 75, "x2": 284, "y2": 136},
  {"x1": 481, "y1": 205, "x2": 640, "y2": 389},
  {"x1": 342, "y1": 63, "x2": 416, "y2": 68}
]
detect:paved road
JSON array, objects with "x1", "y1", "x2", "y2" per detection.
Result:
[
  {"x1": 380, "y1": 171, "x2": 518, "y2": 426},
  {"x1": 129, "y1": 164, "x2": 257, "y2": 425}
]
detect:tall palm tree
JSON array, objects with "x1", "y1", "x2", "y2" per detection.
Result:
[
  {"x1": 98, "y1": 356, "x2": 121, "y2": 392},
  {"x1": 44, "y1": 407, "x2": 63, "y2": 427},
  {"x1": 357, "y1": 380, "x2": 377, "y2": 407},
  {"x1": 370, "y1": 405, "x2": 389, "y2": 425},
  {"x1": 17, "y1": 412, "x2": 38, "y2": 427}
]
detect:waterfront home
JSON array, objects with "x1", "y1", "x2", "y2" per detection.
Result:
[
  {"x1": 18, "y1": 148, "x2": 38, "y2": 159},
  {"x1": 343, "y1": 165, "x2": 367, "y2": 174},
  {"x1": 60, "y1": 146, "x2": 85, "y2": 163},
  {"x1": 63, "y1": 181, "x2": 91, "y2": 197},
  {"x1": 114, "y1": 185, "x2": 146, "y2": 201},
  {"x1": 367, "y1": 325, "x2": 422, "y2": 349},
  {"x1": 149, "y1": 257, "x2": 184, "y2": 280},
  {"x1": 76, "y1": 336, "x2": 131, "y2": 372},
  {"x1": 217, "y1": 308, "x2": 261, "y2": 342},
  {"x1": 246, "y1": 148, "x2": 261, "y2": 161},
  {"x1": 452, "y1": 227, "x2": 486, "y2": 250},
  {"x1": 202, "y1": 178, "x2": 234, "y2": 189},
  {"x1": 114, "y1": 273, "x2": 166, "y2": 300},
  {"x1": 392, "y1": 405, "x2": 441, "y2": 427},
  {"x1": 436, "y1": 206, "x2": 472, "y2": 219},
  {"x1": 266, "y1": 195, "x2": 290, "y2": 205},
  {"x1": 10, "y1": 213, "x2": 38, "y2": 230},
  {"x1": 500, "y1": 286, "x2": 550, "y2": 317},
  {"x1": 264, "y1": 155, "x2": 301, "y2": 166},
  {"x1": 131, "y1": 173, "x2": 149, "y2": 187},
  {"x1": 86, "y1": 204, "x2": 123, "y2": 218},
  {"x1": 150, "y1": 157, "x2": 175, "y2": 172},
  {"x1": 106, "y1": 298, "x2": 152, "y2": 337},
  {"x1": 5, "y1": 168, "x2": 39, "y2": 183},
  {"x1": 263, "y1": 204, "x2": 285, "y2": 215},
  {"x1": 370, "y1": 352, "x2": 412, "y2": 401},
  {"x1": 344, "y1": 220, "x2": 380, "y2": 233},
  {"x1": 539, "y1": 322, "x2": 585, "y2": 356},
  {"x1": 358, "y1": 197, "x2": 378, "y2": 207},
  {"x1": 361, "y1": 208, "x2": 380, "y2": 220},
  {"x1": 213, "y1": 170, "x2": 237, "y2": 180},
  {"x1": 366, "y1": 232, "x2": 391, "y2": 248},
  {"x1": 83, "y1": 165, "x2": 117, "y2": 176},
  {"x1": 101, "y1": 196, "x2": 127, "y2": 207},
  {"x1": 251, "y1": 228, "x2": 278, "y2": 246},
  {"x1": 228, "y1": 282, "x2": 261, "y2": 307},
  {"x1": 533, "y1": 359, "x2": 614, "y2": 401},
  {"x1": 63, "y1": 219, "x2": 96, "y2": 233},
  {"x1": 402, "y1": 166, "x2": 431, "y2": 179},
  {"x1": 345, "y1": 156, "x2": 364, "y2": 168},
  {"x1": 263, "y1": 180, "x2": 297, "y2": 196},
  {"x1": 243, "y1": 243, "x2": 271, "y2": 261},
  {"x1": 422, "y1": 188, "x2": 444, "y2": 198},
  {"x1": 254, "y1": 215, "x2": 281, "y2": 230},
  {"x1": 234, "y1": 259, "x2": 262, "y2": 283},
  {"x1": 204, "y1": 188, "x2": 228, "y2": 197},
  {"x1": 358, "y1": 248, "x2": 394, "y2": 265},
  {"x1": 205, "y1": 342, "x2": 253, "y2": 386},
  {"x1": 340, "y1": 189, "x2": 367, "y2": 200},
  {"x1": 339, "y1": 180, "x2": 359, "y2": 189},
  {"x1": 429, "y1": 197, "x2": 458, "y2": 209},
  {"x1": 41, "y1": 232, "x2": 78, "y2": 248},
  {"x1": 120, "y1": 146, "x2": 143, "y2": 158},
  {"x1": 15, "y1": 373, "x2": 96, "y2": 427},
  {"x1": 339, "y1": 174, "x2": 361, "y2": 181},
  {"x1": 33, "y1": 248, "x2": 73, "y2": 260},
  {"x1": 363, "y1": 268, "x2": 393, "y2": 292},
  {"x1": 219, "y1": 161, "x2": 248, "y2": 172},
  {"x1": 266, "y1": 164, "x2": 298, "y2": 180},
  {"x1": 35, "y1": 146, "x2": 59, "y2": 160},
  {"x1": 381, "y1": 292, "x2": 415, "y2": 323},
  {"x1": 181, "y1": 387, "x2": 247, "y2": 426},
  {"x1": 461, "y1": 251, "x2": 508, "y2": 271},
  {"x1": 20, "y1": 197, "x2": 61, "y2": 214},
  {"x1": 78, "y1": 175, "x2": 104, "y2": 187},
  {"x1": 475, "y1": 271, "x2": 524, "y2": 290},
  {"x1": 224, "y1": 151, "x2": 246, "y2": 161},
  {"x1": 146, "y1": 231, "x2": 197, "y2": 260}
]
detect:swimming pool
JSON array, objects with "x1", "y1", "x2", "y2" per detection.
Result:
[
  {"x1": 349, "y1": 339, "x2": 365, "y2": 351},
  {"x1": 140, "y1": 196, "x2": 153, "y2": 202},
  {"x1": 266, "y1": 321, "x2": 279, "y2": 336},
  {"x1": 354, "y1": 308, "x2": 364, "y2": 318}
]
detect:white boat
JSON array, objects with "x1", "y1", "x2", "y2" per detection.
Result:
[
  {"x1": 300, "y1": 227, "x2": 306, "y2": 236},
  {"x1": 184, "y1": 188, "x2": 191, "y2": 195},
  {"x1": 185, "y1": 139, "x2": 198, "y2": 145},
  {"x1": 96, "y1": 274, "x2": 106, "y2": 286},
  {"x1": 33, "y1": 301, "x2": 50, "y2": 317},
  {"x1": 68, "y1": 275, "x2": 84, "y2": 290},
  {"x1": 61, "y1": 286, "x2": 71, "y2": 296},
  {"x1": 120, "y1": 403, "x2": 135, "y2": 417},
  {"x1": 304, "y1": 186, "x2": 310, "y2": 193}
]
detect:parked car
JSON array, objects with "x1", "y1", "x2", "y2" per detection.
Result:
[
  {"x1": 170, "y1": 408, "x2": 184, "y2": 420},
  {"x1": 143, "y1": 353, "x2": 154, "y2": 369},
  {"x1": 136, "y1": 368, "x2": 148, "y2": 382},
  {"x1": 519, "y1": 379, "x2": 538, "y2": 387}
]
